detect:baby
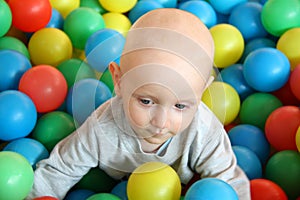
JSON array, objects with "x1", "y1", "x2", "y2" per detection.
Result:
[{"x1": 27, "y1": 8, "x2": 250, "y2": 199}]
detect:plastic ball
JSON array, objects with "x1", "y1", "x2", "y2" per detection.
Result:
[
  {"x1": 179, "y1": 0, "x2": 217, "y2": 28},
  {"x1": 28, "y1": 28, "x2": 72, "y2": 66},
  {"x1": 3, "y1": 138, "x2": 49, "y2": 169},
  {"x1": 290, "y1": 64, "x2": 300, "y2": 100},
  {"x1": 265, "y1": 150, "x2": 300, "y2": 199},
  {"x1": 66, "y1": 78, "x2": 112, "y2": 126},
  {"x1": 232, "y1": 145, "x2": 262, "y2": 180},
  {"x1": 87, "y1": 193, "x2": 121, "y2": 200},
  {"x1": 111, "y1": 181, "x2": 128, "y2": 200},
  {"x1": 85, "y1": 28, "x2": 125, "y2": 72},
  {"x1": 261, "y1": 0, "x2": 300, "y2": 37},
  {"x1": 127, "y1": 162, "x2": 181, "y2": 200},
  {"x1": 56, "y1": 58, "x2": 97, "y2": 88},
  {"x1": 243, "y1": 47, "x2": 290, "y2": 92},
  {"x1": 19, "y1": 65, "x2": 68, "y2": 113},
  {"x1": 228, "y1": 2, "x2": 267, "y2": 41},
  {"x1": 239, "y1": 92, "x2": 282, "y2": 130},
  {"x1": 33, "y1": 197, "x2": 59, "y2": 200},
  {"x1": 228, "y1": 124, "x2": 270, "y2": 164},
  {"x1": 63, "y1": 7, "x2": 105, "y2": 50},
  {"x1": 277, "y1": 28, "x2": 300, "y2": 70},
  {"x1": 272, "y1": 78, "x2": 300, "y2": 106},
  {"x1": 31, "y1": 111, "x2": 75, "y2": 152},
  {"x1": 209, "y1": 0, "x2": 247, "y2": 15},
  {"x1": 0, "y1": 50, "x2": 32, "y2": 92},
  {"x1": 8, "y1": 0, "x2": 52, "y2": 32},
  {"x1": 46, "y1": 8, "x2": 64, "y2": 30},
  {"x1": 210, "y1": 24, "x2": 244, "y2": 68},
  {"x1": 100, "y1": 68, "x2": 114, "y2": 93},
  {"x1": 265, "y1": 106, "x2": 300, "y2": 151},
  {"x1": 250, "y1": 179, "x2": 288, "y2": 200},
  {"x1": 0, "y1": 36, "x2": 30, "y2": 59},
  {"x1": 0, "y1": 151, "x2": 34, "y2": 200},
  {"x1": 5, "y1": 25, "x2": 28, "y2": 44},
  {"x1": 65, "y1": 189, "x2": 95, "y2": 200},
  {"x1": 102, "y1": 12, "x2": 132, "y2": 36},
  {"x1": 50, "y1": 0, "x2": 80, "y2": 18},
  {"x1": 99, "y1": 0, "x2": 137, "y2": 13},
  {"x1": 145, "y1": 0, "x2": 177, "y2": 8},
  {"x1": 185, "y1": 178, "x2": 238, "y2": 200},
  {"x1": 80, "y1": 0, "x2": 107, "y2": 14},
  {"x1": 240, "y1": 37, "x2": 276, "y2": 63},
  {"x1": 0, "y1": 0, "x2": 12, "y2": 37},
  {"x1": 74, "y1": 168, "x2": 118, "y2": 193},
  {"x1": 128, "y1": 1, "x2": 163, "y2": 23},
  {"x1": 202, "y1": 81, "x2": 240, "y2": 125},
  {"x1": 217, "y1": 64, "x2": 255, "y2": 101},
  {"x1": 0, "y1": 90, "x2": 37, "y2": 141}
]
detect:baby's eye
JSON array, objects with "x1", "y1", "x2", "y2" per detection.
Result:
[
  {"x1": 140, "y1": 98, "x2": 153, "y2": 105},
  {"x1": 175, "y1": 103, "x2": 186, "y2": 110}
]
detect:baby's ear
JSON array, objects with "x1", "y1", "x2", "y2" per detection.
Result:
[{"x1": 109, "y1": 62, "x2": 122, "y2": 97}]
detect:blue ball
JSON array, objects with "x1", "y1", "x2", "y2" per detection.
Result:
[
  {"x1": 209, "y1": 0, "x2": 247, "y2": 15},
  {"x1": 111, "y1": 181, "x2": 128, "y2": 200},
  {"x1": 185, "y1": 178, "x2": 238, "y2": 200},
  {"x1": 0, "y1": 90, "x2": 37, "y2": 141},
  {"x1": 228, "y1": 2, "x2": 268, "y2": 41},
  {"x1": 46, "y1": 8, "x2": 64, "y2": 30},
  {"x1": 66, "y1": 78, "x2": 112, "y2": 126},
  {"x1": 232, "y1": 145, "x2": 262, "y2": 180},
  {"x1": 240, "y1": 37, "x2": 276, "y2": 62},
  {"x1": 217, "y1": 64, "x2": 255, "y2": 101},
  {"x1": 243, "y1": 47, "x2": 290, "y2": 92},
  {"x1": 85, "y1": 28, "x2": 125, "y2": 73},
  {"x1": 128, "y1": 1, "x2": 163, "y2": 23},
  {"x1": 228, "y1": 124, "x2": 270, "y2": 164},
  {"x1": 3, "y1": 138, "x2": 49, "y2": 169},
  {"x1": 179, "y1": 0, "x2": 217, "y2": 28},
  {"x1": 0, "y1": 50, "x2": 32, "y2": 92},
  {"x1": 142, "y1": 0, "x2": 177, "y2": 8},
  {"x1": 65, "y1": 189, "x2": 95, "y2": 200}
]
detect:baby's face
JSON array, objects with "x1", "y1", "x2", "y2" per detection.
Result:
[{"x1": 117, "y1": 50, "x2": 210, "y2": 145}]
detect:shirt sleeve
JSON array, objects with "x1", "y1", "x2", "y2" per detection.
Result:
[
  {"x1": 192, "y1": 125, "x2": 251, "y2": 200},
  {"x1": 26, "y1": 115, "x2": 100, "y2": 199}
]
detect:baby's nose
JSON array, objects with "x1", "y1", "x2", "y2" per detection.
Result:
[{"x1": 150, "y1": 105, "x2": 170, "y2": 130}]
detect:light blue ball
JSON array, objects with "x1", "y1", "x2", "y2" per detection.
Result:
[
  {"x1": 65, "y1": 189, "x2": 95, "y2": 200},
  {"x1": 46, "y1": 8, "x2": 64, "y2": 29},
  {"x1": 243, "y1": 47, "x2": 290, "y2": 92},
  {"x1": 185, "y1": 178, "x2": 238, "y2": 200},
  {"x1": 232, "y1": 145, "x2": 263, "y2": 180},
  {"x1": 128, "y1": 1, "x2": 163, "y2": 23},
  {"x1": 111, "y1": 181, "x2": 128, "y2": 200},
  {"x1": 209, "y1": 0, "x2": 247, "y2": 15}
]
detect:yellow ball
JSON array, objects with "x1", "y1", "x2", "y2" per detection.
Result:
[
  {"x1": 296, "y1": 126, "x2": 300, "y2": 152},
  {"x1": 210, "y1": 24, "x2": 244, "y2": 68},
  {"x1": 28, "y1": 28, "x2": 73, "y2": 67},
  {"x1": 276, "y1": 27, "x2": 300, "y2": 70},
  {"x1": 102, "y1": 12, "x2": 132, "y2": 36},
  {"x1": 99, "y1": 0, "x2": 137, "y2": 13},
  {"x1": 127, "y1": 162, "x2": 181, "y2": 200},
  {"x1": 50, "y1": 0, "x2": 80, "y2": 18},
  {"x1": 202, "y1": 81, "x2": 240, "y2": 125}
]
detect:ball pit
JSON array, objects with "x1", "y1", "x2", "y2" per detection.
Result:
[{"x1": 1, "y1": 1, "x2": 300, "y2": 199}]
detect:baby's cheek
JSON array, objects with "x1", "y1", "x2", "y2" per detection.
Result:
[{"x1": 128, "y1": 104, "x2": 150, "y2": 128}]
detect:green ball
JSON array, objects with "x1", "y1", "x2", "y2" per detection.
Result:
[
  {"x1": 87, "y1": 193, "x2": 121, "y2": 200},
  {"x1": 80, "y1": 0, "x2": 107, "y2": 14},
  {"x1": 57, "y1": 58, "x2": 97, "y2": 88},
  {"x1": 0, "y1": 151, "x2": 34, "y2": 200},
  {"x1": 64, "y1": 7, "x2": 105, "y2": 50},
  {"x1": 265, "y1": 150, "x2": 300, "y2": 199},
  {"x1": 0, "y1": 0, "x2": 12, "y2": 37},
  {"x1": 31, "y1": 111, "x2": 76, "y2": 151},
  {"x1": 261, "y1": 0, "x2": 300, "y2": 37},
  {"x1": 99, "y1": 68, "x2": 114, "y2": 93},
  {"x1": 74, "y1": 167, "x2": 118, "y2": 193},
  {"x1": 0, "y1": 36, "x2": 30, "y2": 59},
  {"x1": 239, "y1": 92, "x2": 282, "y2": 130}
]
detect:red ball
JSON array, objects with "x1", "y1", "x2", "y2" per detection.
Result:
[
  {"x1": 250, "y1": 179, "x2": 288, "y2": 200},
  {"x1": 290, "y1": 64, "x2": 300, "y2": 101},
  {"x1": 19, "y1": 65, "x2": 67, "y2": 113},
  {"x1": 272, "y1": 77, "x2": 300, "y2": 106},
  {"x1": 8, "y1": 0, "x2": 52, "y2": 32},
  {"x1": 33, "y1": 196, "x2": 59, "y2": 200},
  {"x1": 265, "y1": 106, "x2": 300, "y2": 151}
]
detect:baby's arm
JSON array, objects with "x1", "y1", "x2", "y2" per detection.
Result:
[
  {"x1": 193, "y1": 127, "x2": 251, "y2": 199},
  {"x1": 26, "y1": 117, "x2": 100, "y2": 199}
]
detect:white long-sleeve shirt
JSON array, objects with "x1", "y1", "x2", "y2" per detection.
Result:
[{"x1": 27, "y1": 96, "x2": 250, "y2": 199}]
